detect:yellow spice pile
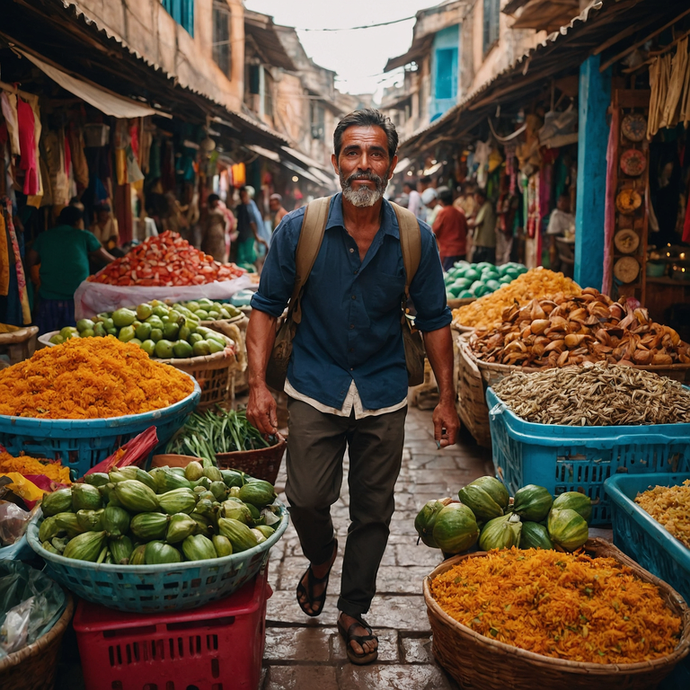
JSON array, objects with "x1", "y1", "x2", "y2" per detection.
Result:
[
  {"x1": 452, "y1": 267, "x2": 581, "y2": 329},
  {"x1": 635, "y1": 481, "x2": 690, "y2": 549}
]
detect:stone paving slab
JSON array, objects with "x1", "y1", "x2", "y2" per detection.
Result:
[{"x1": 261, "y1": 404, "x2": 486, "y2": 689}]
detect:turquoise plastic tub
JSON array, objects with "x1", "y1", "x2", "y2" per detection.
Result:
[
  {"x1": 487, "y1": 388, "x2": 690, "y2": 525},
  {"x1": 0, "y1": 375, "x2": 200, "y2": 479},
  {"x1": 27, "y1": 503, "x2": 289, "y2": 613},
  {"x1": 604, "y1": 473, "x2": 690, "y2": 605}
]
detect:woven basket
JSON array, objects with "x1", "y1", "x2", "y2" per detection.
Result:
[
  {"x1": 205, "y1": 315, "x2": 249, "y2": 394},
  {"x1": 424, "y1": 539, "x2": 690, "y2": 690},
  {"x1": 0, "y1": 592, "x2": 74, "y2": 690},
  {"x1": 216, "y1": 438, "x2": 286, "y2": 484},
  {"x1": 158, "y1": 333, "x2": 240, "y2": 411},
  {"x1": 447, "y1": 297, "x2": 477, "y2": 310},
  {"x1": 454, "y1": 333, "x2": 491, "y2": 447}
]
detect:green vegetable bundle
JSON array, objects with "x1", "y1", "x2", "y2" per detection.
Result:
[
  {"x1": 166, "y1": 407, "x2": 274, "y2": 464},
  {"x1": 50, "y1": 300, "x2": 233, "y2": 360},
  {"x1": 38, "y1": 462, "x2": 282, "y2": 565},
  {"x1": 414, "y1": 476, "x2": 590, "y2": 555}
]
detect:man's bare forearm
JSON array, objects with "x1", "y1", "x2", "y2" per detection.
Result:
[
  {"x1": 246, "y1": 309, "x2": 278, "y2": 387},
  {"x1": 423, "y1": 326, "x2": 455, "y2": 403}
]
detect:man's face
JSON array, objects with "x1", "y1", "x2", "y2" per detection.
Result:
[
  {"x1": 332, "y1": 125, "x2": 397, "y2": 208},
  {"x1": 475, "y1": 193, "x2": 485, "y2": 205},
  {"x1": 240, "y1": 191, "x2": 249, "y2": 205},
  {"x1": 96, "y1": 210, "x2": 109, "y2": 224},
  {"x1": 269, "y1": 198, "x2": 280, "y2": 212},
  {"x1": 557, "y1": 196, "x2": 570, "y2": 213}
]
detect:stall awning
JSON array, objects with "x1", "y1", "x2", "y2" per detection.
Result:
[
  {"x1": 247, "y1": 144, "x2": 281, "y2": 162},
  {"x1": 281, "y1": 146, "x2": 335, "y2": 187},
  {"x1": 281, "y1": 159, "x2": 323, "y2": 185},
  {"x1": 384, "y1": 34, "x2": 435, "y2": 72},
  {"x1": 19, "y1": 49, "x2": 163, "y2": 119}
]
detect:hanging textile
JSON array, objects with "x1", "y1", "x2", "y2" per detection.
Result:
[
  {"x1": 138, "y1": 118, "x2": 153, "y2": 174},
  {"x1": 16, "y1": 97, "x2": 39, "y2": 195},
  {"x1": 231, "y1": 162, "x2": 246, "y2": 187},
  {"x1": 0, "y1": 212, "x2": 9, "y2": 296},
  {"x1": 68, "y1": 124, "x2": 89, "y2": 190},
  {"x1": 660, "y1": 37, "x2": 688, "y2": 130},
  {"x1": 602, "y1": 108, "x2": 619, "y2": 295},
  {"x1": 3, "y1": 199, "x2": 30, "y2": 324},
  {"x1": 648, "y1": 54, "x2": 671, "y2": 139},
  {"x1": 0, "y1": 92, "x2": 20, "y2": 156}
]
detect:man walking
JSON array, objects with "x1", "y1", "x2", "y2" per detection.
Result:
[
  {"x1": 269, "y1": 193, "x2": 288, "y2": 230},
  {"x1": 246, "y1": 109, "x2": 458, "y2": 665},
  {"x1": 468, "y1": 187, "x2": 496, "y2": 264},
  {"x1": 433, "y1": 186, "x2": 468, "y2": 270}
]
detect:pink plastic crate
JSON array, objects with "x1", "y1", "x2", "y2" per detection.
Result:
[{"x1": 73, "y1": 566, "x2": 271, "y2": 690}]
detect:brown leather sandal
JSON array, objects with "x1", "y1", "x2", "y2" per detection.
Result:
[
  {"x1": 337, "y1": 615, "x2": 379, "y2": 665},
  {"x1": 295, "y1": 539, "x2": 337, "y2": 617}
]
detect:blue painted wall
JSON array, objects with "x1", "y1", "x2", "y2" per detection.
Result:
[
  {"x1": 574, "y1": 55, "x2": 611, "y2": 290},
  {"x1": 430, "y1": 25, "x2": 460, "y2": 122}
]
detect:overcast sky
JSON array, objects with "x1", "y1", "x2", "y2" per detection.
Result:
[{"x1": 244, "y1": 0, "x2": 442, "y2": 99}]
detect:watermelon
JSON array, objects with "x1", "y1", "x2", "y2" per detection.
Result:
[{"x1": 432, "y1": 503, "x2": 479, "y2": 554}]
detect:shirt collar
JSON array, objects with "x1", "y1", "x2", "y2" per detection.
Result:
[{"x1": 327, "y1": 192, "x2": 400, "y2": 239}]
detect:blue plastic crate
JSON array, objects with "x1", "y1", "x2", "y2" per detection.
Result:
[
  {"x1": 27, "y1": 504, "x2": 289, "y2": 613},
  {"x1": 604, "y1": 473, "x2": 690, "y2": 604},
  {"x1": 487, "y1": 387, "x2": 690, "y2": 525},
  {"x1": 0, "y1": 375, "x2": 200, "y2": 479}
]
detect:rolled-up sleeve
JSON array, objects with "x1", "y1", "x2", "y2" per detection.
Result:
[
  {"x1": 409, "y1": 222, "x2": 452, "y2": 333},
  {"x1": 250, "y1": 212, "x2": 301, "y2": 317}
]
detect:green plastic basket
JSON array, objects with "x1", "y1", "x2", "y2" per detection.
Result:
[{"x1": 27, "y1": 503, "x2": 288, "y2": 613}]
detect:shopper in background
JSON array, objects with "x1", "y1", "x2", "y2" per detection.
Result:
[
  {"x1": 245, "y1": 185, "x2": 273, "y2": 252},
  {"x1": 200, "y1": 194, "x2": 228, "y2": 262},
  {"x1": 546, "y1": 193, "x2": 575, "y2": 269},
  {"x1": 88, "y1": 202, "x2": 119, "y2": 250},
  {"x1": 269, "y1": 193, "x2": 288, "y2": 230},
  {"x1": 433, "y1": 186, "x2": 467, "y2": 270},
  {"x1": 402, "y1": 180, "x2": 422, "y2": 219},
  {"x1": 421, "y1": 187, "x2": 440, "y2": 226},
  {"x1": 26, "y1": 206, "x2": 115, "y2": 334},
  {"x1": 467, "y1": 188, "x2": 496, "y2": 264},
  {"x1": 235, "y1": 187, "x2": 268, "y2": 271}
]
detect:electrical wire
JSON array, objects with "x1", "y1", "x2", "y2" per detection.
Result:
[{"x1": 298, "y1": 16, "x2": 416, "y2": 32}]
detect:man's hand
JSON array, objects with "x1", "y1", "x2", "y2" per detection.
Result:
[
  {"x1": 247, "y1": 383, "x2": 278, "y2": 437},
  {"x1": 433, "y1": 398, "x2": 460, "y2": 448}
]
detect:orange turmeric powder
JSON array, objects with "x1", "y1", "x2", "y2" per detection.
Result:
[
  {"x1": 0, "y1": 452, "x2": 71, "y2": 483},
  {"x1": 0, "y1": 336, "x2": 194, "y2": 419}
]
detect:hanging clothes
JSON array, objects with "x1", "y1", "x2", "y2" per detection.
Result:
[
  {"x1": 68, "y1": 124, "x2": 89, "y2": 190},
  {"x1": 0, "y1": 212, "x2": 9, "y2": 296},
  {"x1": 0, "y1": 93, "x2": 20, "y2": 157},
  {"x1": 16, "y1": 97, "x2": 39, "y2": 195},
  {"x1": 3, "y1": 200, "x2": 30, "y2": 324},
  {"x1": 660, "y1": 37, "x2": 688, "y2": 130},
  {"x1": 42, "y1": 129, "x2": 70, "y2": 207},
  {"x1": 161, "y1": 139, "x2": 175, "y2": 191},
  {"x1": 138, "y1": 119, "x2": 153, "y2": 174}
]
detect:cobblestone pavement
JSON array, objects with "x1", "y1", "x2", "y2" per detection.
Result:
[{"x1": 261, "y1": 404, "x2": 494, "y2": 690}]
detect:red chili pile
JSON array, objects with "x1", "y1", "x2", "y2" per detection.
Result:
[{"x1": 89, "y1": 231, "x2": 245, "y2": 286}]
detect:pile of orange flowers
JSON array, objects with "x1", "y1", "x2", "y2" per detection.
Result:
[
  {"x1": 0, "y1": 337, "x2": 194, "y2": 419},
  {"x1": 0, "y1": 452, "x2": 71, "y2": 483},
  {"x1": 89, "y1": 231, "x2": 245, "y2": 286},
  {"x1": 430, "y1": 547, "x2": 682, "y2": 664}
]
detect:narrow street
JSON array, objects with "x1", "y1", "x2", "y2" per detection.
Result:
[{"x1": 262, "y1": 405, "x2": 493, "y2": 689}]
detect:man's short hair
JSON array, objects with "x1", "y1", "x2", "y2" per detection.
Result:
[
  {"x1": 437, "y1": 186, "x2": 453, "y2": 205},
  {"x1": 402, "y1": 180, "x2": 416, "y2": 192},
  {"x1": 475, "y1": 188, "x2": 487, "y2": 200},
  {"x1": 58, "y1": 206, "x2": 84, "y2": 226},
  {"x1": 333, "y1": 109, "x2": 398, "y2": 161},
  {"x1": 420, "y1": 175, "x2": 432, "y2": 185},
  {"x1": 207, "y1": 194, "x2": 220, "y2": 204},
  {"x1": 269, "y1": 193, "x2": 283, "y2": 203},
  {"x1": 94, "y1": 201, "x2": 111, "y2": 214}
]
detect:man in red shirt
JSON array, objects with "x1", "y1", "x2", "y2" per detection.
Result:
[{"x1": 432, "y1": 186, "x2": 467, "y2": 270}]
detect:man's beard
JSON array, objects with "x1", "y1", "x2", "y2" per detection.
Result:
[{"x1": 340, "y1": 170, "x2": 389, "y2": 207}]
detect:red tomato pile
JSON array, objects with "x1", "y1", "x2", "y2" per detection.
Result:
[{"x1": 89, "y1": 231, "x2": 245, "y2": 286}]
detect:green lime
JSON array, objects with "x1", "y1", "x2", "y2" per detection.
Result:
[
  {"x1": 192, "y1": 340, "x2": 211, "y2": 357},
  {"x1": 173, "y1": 340, "x2": 193, "y2": 358},
  {"x1": 154, "y1": 339, "x2": 174, "y2": 358},
  {"x1": 60, "y1": 326, "x2": 78, "y2": 340},
  {"x1": 135, "y1": 322, "x2": 152, "y2": 340},
  {"x1": 93, "y1": 323, "x2": 107, "y2": 337},
  {"x1": 141, "y1": 339, "x2": 156, "y2": 356},
  {"x1": 163, "y1": 321, "x2": 180, "y2": 339},
  {"x1": 195, "y1": 310, "x2": 209, "y2": 320},
  {"x1": 49, "y1": 334, "x2": 65, "y2": 345},
  {"x1": 76, "y1": 318, "x2": 94, "y2": 333},
  {"x1": 112, "y1": 308, "x2": 137, "y2": 328},
  {"x1": 178, "y1": 325, "x2": 191, "y2": 341},
  {"x1": 118, "y1": 325, "x2": 136, "y2": 342},
  {"x1": 207, "y1": 338, "x2": 225, "y2": 354},
  {"x1": 150, "y1": 328, "x2": 163, "y2": 343},
  {"x1": 136, "y1": 303, "x2": 153, "y2": 321},
  {"x1": 80, "y1": 328, "x2": 95, "y2": 338},
  {"x1": 189, "y1": 332, "x2": 204, "y2": 345}
]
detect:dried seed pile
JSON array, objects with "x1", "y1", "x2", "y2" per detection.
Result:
[
  {"x1": 471, "y1": 287, "x2": 690, "y2": 368},
  {"x1": 635, "y1": 481, "x2": 690, "y2": 549},
  {"x1": 493, "y1": 362, "x2": 690, "y2": 426},
  {"x1": 452, "y1": 267, "x2": 581, "y2": 329}
]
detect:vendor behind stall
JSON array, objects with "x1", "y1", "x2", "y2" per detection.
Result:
[
  {"x1": 26, "y1": 206, "x2": 115, "y2": 334},
  {"x1": 546, "y1": 193, "x2": 575, "y2": 269},
  {"x1": 88, "y1": 202, "x2": 120, "y2": 251}
]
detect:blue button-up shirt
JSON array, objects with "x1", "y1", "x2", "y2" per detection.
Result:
[{"x1": 251, "y1": 194, "x2": 451, "y2": 410}]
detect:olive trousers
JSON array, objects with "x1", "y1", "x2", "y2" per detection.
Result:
[{"x1": 284, "y1": 398, "x2": 407, "y2": 618}]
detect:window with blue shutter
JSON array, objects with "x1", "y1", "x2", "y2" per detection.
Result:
[
  {"x1": 435, "y1": 48, "x2": 458, "y2": 101},
  {"x1": 162, "y1": 0, "x2": 195, "y2": 37},
  {"x1": 483, "y1": 0, "x2": 499, "y2": 54}
]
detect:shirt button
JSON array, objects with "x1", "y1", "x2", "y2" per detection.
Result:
[
  {"x1": 350, "y1": 367, "x2": 353, "y2": 371},
  {"x1": 350, "y1": 324, "x2": 354, "y2": 329},
  {"x1": 354, "y1": 269, "x2": 358, "y2": 274},
  {"x1": 349, "y1": 248, "x2": 354, "y2": 253},
  {"x1": 349, "y1": 348, "x2": 354, "y2": 352},
  {"x1": 351, "y1": 295, "x2": 356, "y2": 300}
]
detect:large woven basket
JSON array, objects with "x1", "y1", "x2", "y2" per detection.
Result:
[
  {"x1": 454, "y1": 332, "x2": 491, "y2": 447},
  {"x1": 158, "y1": 333, "x2": 240, "y2": 411},
  {"x1": 0, "y1": 592, "x2": 74, "y2": 690},
  {"x1": 424, "y1": 539, "x2": 690, "y2": 690},
  {"x1": 216, "y1": 438, "x2": 286, "y2": 485},
  {"x1": 205, "y1": 315, "x2": 249, "y2": 394}
]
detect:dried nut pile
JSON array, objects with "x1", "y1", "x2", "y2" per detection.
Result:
[
  {"x1": 470, "y1": 287, "x2": 690, "y2": 368},
  {"x1": 493, "y1": 362, "x2": 690, "y2": 426},
  {"x1": 452, "y1": 267, "x2": 581, "y2": 329}
]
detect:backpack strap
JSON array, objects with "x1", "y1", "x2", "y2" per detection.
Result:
[
  {"x1": 289, "y1": 196, "x2": 331, "y2": 325},
  {"x1": 390, "y1": 201, "x2": 422, "y2": 300}
]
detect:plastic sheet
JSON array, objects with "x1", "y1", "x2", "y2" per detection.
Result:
[
  {"x1": 0, "y1": 560, "x2": 66, "y2": 659},
  {"x1": 74, "y1": 274, "x2": 254, "y2": 320},
  {"x1": 0, "y1": 502, "x2": 32, "y2": 547}
]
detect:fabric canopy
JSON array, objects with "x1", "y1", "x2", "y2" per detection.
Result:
[{"x1": 19, "y1": 49, "x2": 161, "y2": 119}]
